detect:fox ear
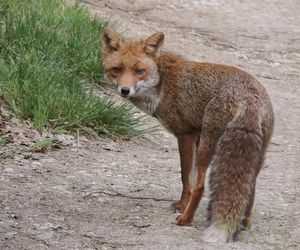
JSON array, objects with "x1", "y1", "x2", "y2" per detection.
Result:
[
  {"x1": 144, "y1": 32, "x2": 164, "y2": 56},
  {"x1": 102, "y1": 28, "x2": 121, "y2": 52}
]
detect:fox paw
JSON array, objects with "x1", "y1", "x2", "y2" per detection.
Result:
[
  {"x1": 241, "y1": 217, "x2": 252, "y2": 230},
  {"x1": 176, "y1": 214, "x2": 193, "y2": 226}
]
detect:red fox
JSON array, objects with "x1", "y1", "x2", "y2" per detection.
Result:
[{"x1": 101, "y1": 28, "x2": 274, "y2": 243}]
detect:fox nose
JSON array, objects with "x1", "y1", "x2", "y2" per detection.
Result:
[{"x1": 121, "y1": 87, "x2": 130, "y2": 96}]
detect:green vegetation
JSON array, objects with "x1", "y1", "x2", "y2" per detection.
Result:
[
  {"x1": 0, "y1": 0, "x2": 145, "y2": 138},
  {"x1": 0, "y1": 136, "x2": 7, "y2": 147},
  {"x1": 0, "y1": 138, "x2": 60, "y2": 159}
]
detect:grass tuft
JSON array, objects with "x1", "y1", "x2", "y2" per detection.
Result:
[
  {"x1": 0, "y1": 0, "x2": 145, "y2": 138},
  {"x1": 0, "y1": 138, "x2": 61, "y2": 159}
]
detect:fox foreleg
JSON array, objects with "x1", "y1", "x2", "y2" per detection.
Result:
[{"x1": 173, "y1": 133, "x2": 200, "y2": 213}]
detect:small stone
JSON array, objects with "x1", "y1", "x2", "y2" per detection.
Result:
[
  {"x1": 85, "y1": 232, "x2": 95, "y2": 238},
  {"x1": 5, "y1": 232, "x2": 17, "y2": 238},
  {"x1": 41, "y1": 158, "x2": 56, "y2": 163},
  {"x1": 97, "y1": 197, "x2": 105, "y2": 203},
  {"x1": 4, "y1": 168, "x2": 14, "y2": 173},
  {"x1": 31, "y1": 154, "x2": 40, "y2": 160},
  {"x1": 38, "y1": 231, "x2": 54, "y2": 240},
  {"x1": 31, "y1": 161, "x2": 42, "y2": 166}
]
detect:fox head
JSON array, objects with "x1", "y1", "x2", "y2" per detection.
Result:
[{"x1": 101, "y1": 28, "x2": 164, "y2": 99}]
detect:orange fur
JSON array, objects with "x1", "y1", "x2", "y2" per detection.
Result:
[{"x1": 101, "y1": 28, "x2": 274, "y2": 242}]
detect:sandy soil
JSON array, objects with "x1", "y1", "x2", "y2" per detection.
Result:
[{"x1": 1, "y1": 0, "x2": 300, "y2": 249}]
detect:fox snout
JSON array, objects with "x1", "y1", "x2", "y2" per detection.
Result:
[
  {"x1": 120, "y1": 87, "x2": 130, "y2": 96},
  {"x1": 117, "y1": 86, "x2": 136, "y2": 98}
]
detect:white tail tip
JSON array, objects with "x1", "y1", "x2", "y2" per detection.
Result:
[{"x1": 202, "y1": 223, "x2": 232, "y2": 243}]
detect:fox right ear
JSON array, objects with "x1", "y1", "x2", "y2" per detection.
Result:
[
  {"x1": 144, "y1": 32, "x2": 164, "y2": 56},
  {"x1": 102, "y1": 28, "x2": 121, "y2": 52}
]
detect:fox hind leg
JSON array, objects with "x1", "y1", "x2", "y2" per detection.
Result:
[{"x1": 176, "y1": 133, "x2": 217, "y2": 225}]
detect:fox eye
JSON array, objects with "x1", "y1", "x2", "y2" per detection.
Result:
[
  {"x1": 135, "y1": 68, "x2": 145, "y2": 75},
  {"x1": 111, "y1": 67, "x2": 122, "y2": 74}
]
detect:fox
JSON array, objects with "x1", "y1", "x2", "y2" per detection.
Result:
[{"x1": 101, "y1": 28, "x2": 274, "y2": 243}]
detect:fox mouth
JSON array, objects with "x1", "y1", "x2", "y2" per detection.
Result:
[{"x1": 120, "y1": 93, "x2": 131, "y2": 99}]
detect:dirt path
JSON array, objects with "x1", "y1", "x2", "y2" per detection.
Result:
[{"x1": 1, "y1": 0, "x2": 300, "y2": 249}]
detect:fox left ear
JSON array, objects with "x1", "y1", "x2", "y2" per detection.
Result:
[
  {"x1": 102, "y1": 28, "x2": 121, "y2": 53},
  {"x1": 144, "y1": 32, "x2": 164, "y2": 56}
]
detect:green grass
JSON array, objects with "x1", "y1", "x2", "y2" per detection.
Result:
[{"x1": 0, "y1": 0, "x2": 145, "y2": 138}]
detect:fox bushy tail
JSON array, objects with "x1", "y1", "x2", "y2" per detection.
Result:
[{"x1": 202, "y1": 125, "x2": 264, "y2": 243}]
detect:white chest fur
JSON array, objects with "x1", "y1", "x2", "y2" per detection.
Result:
[
  {"x1": 130, "y1": 89, "x2": 163, "y2": 115},
  {"x1": 131, "y1": 95, "x2": 161, "y2": 115}
]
